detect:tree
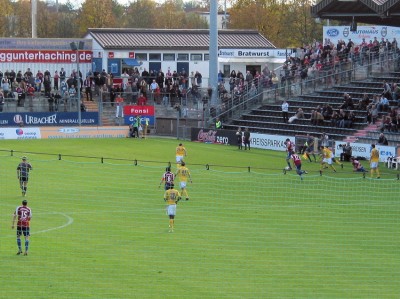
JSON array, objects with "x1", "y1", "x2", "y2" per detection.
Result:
[
  {"x1": 77, "y1": 0, "x2": 117, "y2": 35},
  {"x1": 123, "y1": 0, "x2": 157, "y2": 28},
  {"x1": 228, "y1": 0, "x2": 322, "y2": 48},
  {"x1": 0, "y1": 0, "x2": 14, "y2": 37},
  {"x1": 155, "y1": 0, "x2": 186, "y2": 29},
  {"x1": 12, "y1": 0, "x2": 32, "y2": 38}
]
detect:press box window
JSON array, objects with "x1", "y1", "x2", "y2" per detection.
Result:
[
  {"x1": 149, "y1": 53, "x2": 161, "y2": 61},
  {"x1": 190, "y1": 54, "x2": 202, "y2": 61},
  {"x1": 163, "y1": 54, "x2": 175, "y2": 61},
  {"x1": 135, "y1": 53, "x2": 147, "y2": 61},
  {"x1": 177, "y1": 54, "x2": 189, "y2": 61},
  {"x1": 204, "y1": 54, "x2": 210, "y2": 61}
]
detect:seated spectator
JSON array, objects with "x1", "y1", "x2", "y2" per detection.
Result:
[
  {"x1": 336, "y1": 109, "x2": 345, "y2": 127},
  {"x1": 340, "y1": 93, "x2": 354, "y2": 110},
  {"x1": 346, "y1": 111, "x2": 356, "y2": 128},
  {"x1": 377, "y1": 94, "x2": 390, "y2": 112},
  {"x1": 377, "y1": 132, "x2": 389, "y2": 145},
  {"x1": 322, "y1": 104, "x2": 333, "y2": 120},
  {"x1": 311, "y1": 110, "x2": 324, "y2": 125},
  {"x1": 288, "y1": 108, "x2": 305, "y2": 123},
  {"x1": 356, "y1": 93, "x2": 370, "y2": 110},
  {"x1": 331, "y1": 110, "x2": 339, "y2": 127}
]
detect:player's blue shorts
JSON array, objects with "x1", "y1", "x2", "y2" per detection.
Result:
[{"x1": 16, "y1": 226, "x2": 30, "y2": 237}]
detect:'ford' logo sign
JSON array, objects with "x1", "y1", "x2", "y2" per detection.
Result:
[
  {"x1": 326, "y1": 29, "x2": 339, "y2": 37},
  {"x1": 58, "y1": 128, "x2": 80, "y2": 134}
]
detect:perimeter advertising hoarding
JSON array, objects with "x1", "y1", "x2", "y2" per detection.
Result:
[
  {"x1": 0, "y1": 126, "x2": 128, "y2": 139},
  {"x1": 0, "y1": 112, "x2": 99, "y2": 127},
  {"x1": 334, "y1": 141, "x2": 397, "y2": 163},
  {"x1": 323, "y1": 25, "x2": 400, "y2": 46},
  {"x1": 249, "y1": 133, "x2": 295, "y2": 151},
  {"x1": 191, "y1": 128, "x2": 295, "y2": 151},
  {"x1": 191, "y1": 128, "x2": 237, "y2": 145},
  {"x1": 40, "y1": 126, "x2": 129, "y2": 139}
]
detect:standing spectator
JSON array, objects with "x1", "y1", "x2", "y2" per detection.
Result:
[
  {"x1": 115, "y1": 94, "x2": 124, "y2": 118},
  {"x1": 236, "y1": 127, "x2": 243, "y2": 150},
  {"x1": 84, "y1": 76, "x2": 93, "y2": 101},
  {"x1": 320, "y1": 132, "x2": 330, "y2": 147},
  {"x1": 215, "y1": 118, "x2": 222, "y2": 129},
  {"x1": 243, "y1": 127, "x2": 251, "y2": 150},
  {"x1": 281, "y1": 100, "x2": 289, "y2": 123},
  {"x1": 340, "y1": 142, "x2": 352, "y2": 162},
  {"x1": 0, "y1": 88, "x2": 4, "y2": 112},
  {"x1": 218, "y1": 70, "x2": 224, "y2": 83},
  {"x1": 17, "y1": 156, "x2": 32, "y2": 196},
  {"x1": 369, "y1": 144, "x2": 381, "y2": 178},
  {"x1": 194, "y1": 71, "x2": 202, "y2": 87},
  {"x1": 121, "y1": 71, "x2": 129, "y2": 91},
  {"x1": 137, "y1": 93, "x2": 147, "y2": 106},
  {"x1": 35, "y1": 70, "x2": 43, "y2": 92},
  {"x1": 12, "y1": 199, "x2": 32, "y2": 255},
  {"x1": 53, "y1": 71, "x2": 59, "y2": 90},
  {"x1": 59, "y1": 67, "x2": 66, "y2": 83},
  {"x1": 43, "y1": 74, "x2": 51, "y2": 96}
]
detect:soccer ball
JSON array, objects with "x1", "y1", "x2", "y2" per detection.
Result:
[{"x1": 284, "y1": 166, "x2": 291, "y2": 171}]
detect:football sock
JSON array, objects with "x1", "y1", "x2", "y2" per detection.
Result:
[
  {"x1": 17, "y1": 239, "x2": 22, "y2": 251},
  {"x1": 312, "y1": 154, "x2": 316, "y2": 161},
  {"x1": 25, "y1": 240, "x2": 29, "y2": 252}
]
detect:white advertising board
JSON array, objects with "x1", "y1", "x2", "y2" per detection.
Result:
[
  {"x1": 334, "y1": 141, "x2": 396, "y2": 162},
  {"x1": 323, "y1": 25, "x2": 400, "y2": 46},
  {"x1": 250, "y1": 133, "x2": 295, "y2": 151}
]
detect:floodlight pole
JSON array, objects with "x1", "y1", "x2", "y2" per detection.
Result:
[
  {"x1": 70, "y1": 41, "x2": 83, "y2": 126},
  {"x1": 77, "y1": 49, "x2": 82, "y2": 126}
]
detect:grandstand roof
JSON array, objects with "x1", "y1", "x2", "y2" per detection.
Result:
[
  {"x1": 87, "y1": 28, "x2": 276, "y2": 50},
  {"x1": 311, "y1": 0, "x2": 400, "y2": 26}
]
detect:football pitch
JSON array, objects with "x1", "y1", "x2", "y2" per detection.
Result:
[{"x1": 0, "y1": 137, "x2": 399, "y2": 298}]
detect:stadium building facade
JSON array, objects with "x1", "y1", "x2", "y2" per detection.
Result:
[{"x1": 84, "y1": 28, "x2": 290, "y2": 83}]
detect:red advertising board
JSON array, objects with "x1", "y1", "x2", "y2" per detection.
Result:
[
  {"x1": 123, "y1": 105, "x2": 155, "y2": 116},
  {"x1": 0, "y1": 50, "x2": 92, "y2": 63}
]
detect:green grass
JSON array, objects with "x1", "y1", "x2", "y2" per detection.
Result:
[{"x1": 0, "y1": 138, "x2": 399, "y2": 299}]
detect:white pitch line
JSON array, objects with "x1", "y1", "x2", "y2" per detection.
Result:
[{"x1": 32, "y1": 212, "x2": 74, "y2": 235}]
